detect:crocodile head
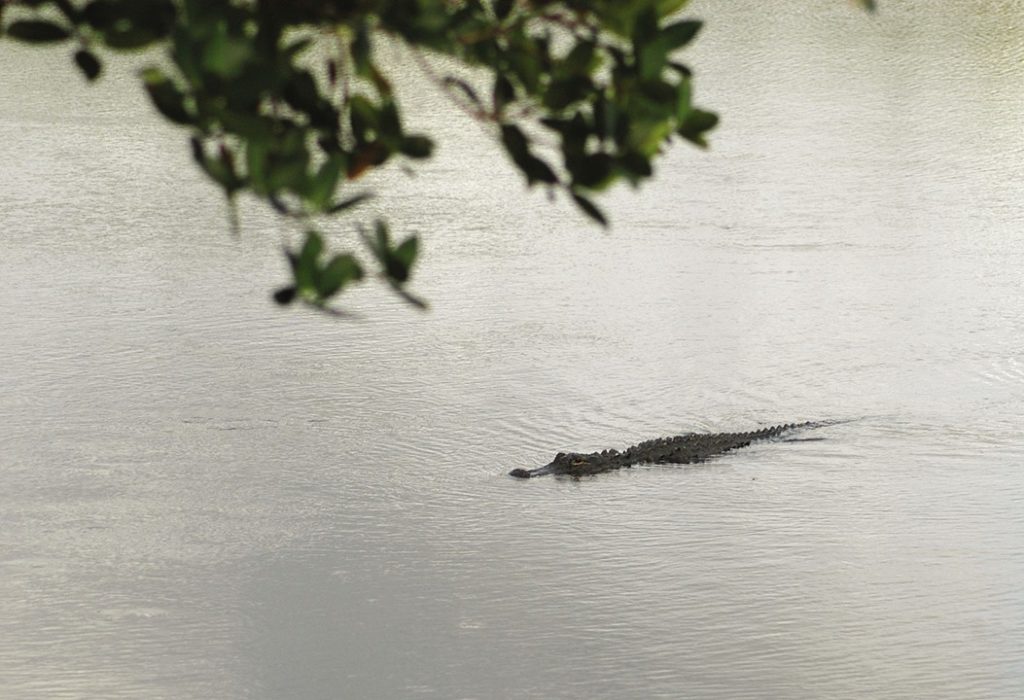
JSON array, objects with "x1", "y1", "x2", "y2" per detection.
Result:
[
  {"x1": 545, "y1": 451, "x2": 608, "y2": 475},
  {"x1": 510, "y1": 451, "x2": 596, "y2": 478}
]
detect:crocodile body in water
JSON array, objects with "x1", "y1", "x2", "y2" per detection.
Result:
[{"x1": 510, "y1": 422, "x2": 826, "y2": 479}]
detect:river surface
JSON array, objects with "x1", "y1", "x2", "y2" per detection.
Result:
[{"x1": 2, "y1": 2, "x2": 1024, "y2": 698}]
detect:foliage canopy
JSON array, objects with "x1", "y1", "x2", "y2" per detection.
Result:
[{"x1": 0, "y1": 0, "x2": 873, "y2": 312}]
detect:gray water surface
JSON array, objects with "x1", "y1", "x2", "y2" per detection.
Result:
[{"x1": 2, "y1": 2, "x2": 1024, "y2": 698}]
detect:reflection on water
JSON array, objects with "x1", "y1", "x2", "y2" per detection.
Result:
[{"x1": 2, "y1": 1, "x2": 1024, "y2": 698}]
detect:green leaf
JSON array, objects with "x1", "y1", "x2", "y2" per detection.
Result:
[
  {"x1": 301, "y1": 230, "x2": 324, "y2": 261},
  {"x1": 102, "y1": 26, "x2": 161, "y2": 50},
  {"x1": 662, "y1": 20, "x2": 702, "y2": 50},
  {"x1": 501, "y1": 124, "x2": 558, "y2": 185},
  {"x1": 283, "y1": 70, "x2": 337, "y2": 129},
  {"x1": 245, "y1": 137, "x2": 270, "y2": 194},
  {"x1": 568, "y1": 153, "x2": 613, "y2": 190},
  {"x1": 393, "y1": 235, "x2": 418, "y2": 270},
  {"x1": 545, "y1": 75, "x2": 594, "y2": 111},
  {"x1": 280, "y1": 232, "x2": 367, "y2": 306},
  {"x1": 189, "y1": 138, "x2": 242, "y2": 194},
  {"x1": 675, "y1": 77, "x2": 692, "y2": 120},
  {"x1": 571, "y1": 192, "x2": 608, "y2": 227},
  {"x1": 273, "y1": 285, "x2": 297, "y2": 305},
  {"x1": 637, "y1": 41, "x2": 668, "y2": 81},
  {"x1": 295, "y1": 230, "x2": 324, "y2": 292},
  {"x1": 560, "y1": 41, "x2": 596, "y2": 77},
  {"x1": 141, "y1": 68, "x2": 192, "y2": 124},
  {"x1": 501, "y1": 124, "x2": 529, "y2": 161},
  {"x1": 618, "y1": 152, "x2": 653, "y2": 182},
  {"x1": 632, "y1": 7, "x2": 659, "y2": 46},
  {"x1": 678, "y1": 108, "x2": 719, "y2": 148},
  {"x1": 398, "y1": 135, "x2": 434, "y2": 159},
  {"x1": 202, "y1": 33, "x2": 252, "y2": 78},
  {"x1": 6, "y1": 20, "x2": 72, "y2": 43},
  {"x1": 318, "y1": 254, "x2": 363, "y2": 297},
  {"x1": 360, "y1": 221, "x2": 419, "y2": 285},
  {"x1": 593, "y1": 97, "x2": 618, "y2": 143},
  {"x1": 263, "y1": 130, "x2": 311, "y2": 195},
  {"x1": 522, "y1": 156, "x2": 558, "y2": 185},
  {"x1": 351, "y1": 21, "x2": 372, "y2": 77},
  {"x1": 506, "y1": 43, "x2": 542, "y2": 93},
  {"x1": 378, "y1": 100, "x2": 402, "y2": 143},
  {"x1": 305, "y1": 155, "x2": 343, "y2": 210},
  {"x1": 74, "y1": 49, "x2": 102, "y2": 81},
  {"x1": 493, "y1": 73, "x2": 516, "y2": 113},
  {"x1": 381, "y1": 235, "x2": 418, "y2": 284},
  {"x1": 348, "y1": 94, "x2": 379, "y2": 143},
  {"x1": 83, "y1": 0, "x2": 175, "y2": 41}
]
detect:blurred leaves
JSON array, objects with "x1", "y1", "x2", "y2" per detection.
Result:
[
  {"x1": 73, "y1": 48, "x2": 101, "y2": 80},
  {"x1": 0, "y1": 0, "x2": 876, "y2": 314},
  {"x1": 6, "y1": 19, "x2": 71, "y2": 43},
  {"x1": 275, "y1": 229, "x2": 365, "y2": 310}
]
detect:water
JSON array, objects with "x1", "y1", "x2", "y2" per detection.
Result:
[{"x1": 2, "y1": 2, "x2": 1024, "y2": 697}]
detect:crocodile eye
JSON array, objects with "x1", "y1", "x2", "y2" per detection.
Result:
[{"x1": 572, "y1": 458, "x2": 586, "y2": 466}]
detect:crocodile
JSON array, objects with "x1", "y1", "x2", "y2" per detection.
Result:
[{"x1": 510, "y1": 422, "x2": 826, "y2": 479}]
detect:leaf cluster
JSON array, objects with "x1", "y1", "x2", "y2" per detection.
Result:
[{"x1": 2, "y1": 0, "x2": 721, "y2": 313}]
